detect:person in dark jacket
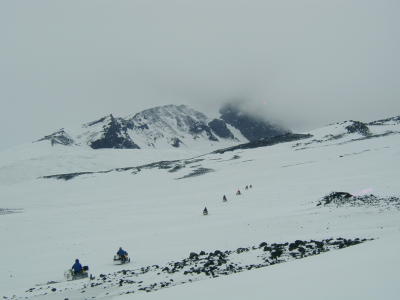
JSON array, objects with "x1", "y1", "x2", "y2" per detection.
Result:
[
  {"x1": 117, "y1": 247, "x2": 128, "y2": 262},
  {"x1": 72, "y1": 259, "x2": 83, "y2": 274}
]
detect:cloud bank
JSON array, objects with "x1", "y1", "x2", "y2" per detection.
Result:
[{"x1": 0, "y1": 0, "x2": 399, "y2": 149}]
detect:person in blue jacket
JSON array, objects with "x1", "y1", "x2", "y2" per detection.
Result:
[
  {"x1": 72, "y1": 259, "x2": 83, "y2": 274},
  {"x1": 117, "y1": 247, "x2": 128, "y2": 262}
]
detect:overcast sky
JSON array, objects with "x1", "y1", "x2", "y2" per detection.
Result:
[{"x1": 1, "y1": 0, "x2": 399, "y2": 150}]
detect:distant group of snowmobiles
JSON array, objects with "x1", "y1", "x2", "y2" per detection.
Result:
[
  {"x1": 65, "y1": 247, "x2": 130, "y2": 281},
  {"x1": 203, "y1": 184, "x2": 253, "y2": 215}
]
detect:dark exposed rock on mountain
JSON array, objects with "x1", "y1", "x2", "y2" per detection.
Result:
[
  {"x1": 213, "y1": 133, "x2": 312, "y2": 154},
  {"x1": 89, "y1": 115, "x2": 140, "y2": 149},
  {"x1": 188, "y1": 122, "x2": 218, "y2": 141},
  {"x1": 176, "y1": 168, "x2": 215, "y2": 180},
  {"x1": 368, "y1": 115, "x2": 400, "y2": 125},
  {"x1": 170, "y1": 137, "x2": 183, "y2": 148},
  {"x1": 35, "y1": 129, "x2": 74, "y2": 146},
  {"x1": 345, "y1": 121, "x2": 370, "y2": 136},
  {"x1": 208, "y1": 119, "x2": 235, "y2": 139},
  {"x1": 219, "y1": 103, "x2": 288, "y2": 141}
]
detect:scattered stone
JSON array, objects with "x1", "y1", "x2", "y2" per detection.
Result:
[
  {"x1": 317, "y1": 192, "x2": 400, "y2": 209},
  {"x1": 18, "y1": 237, "x2": 370, "y2": 299},
  {"x1": 189, "y1": 252, "x2": 199, "y2": 260}
]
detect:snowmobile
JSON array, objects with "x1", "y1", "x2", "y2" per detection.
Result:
[
  {"x1": 64, "y1": 266, "x2": 89, "y2": 281},
  {"x1": 113, "y1": 254, "x2": 131, "y2": 265}
]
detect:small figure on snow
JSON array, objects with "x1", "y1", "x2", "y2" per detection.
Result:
[
  {"x1": 236, "y1": 189, "x2": 241, "y2": 195},
  {"x1": 245, "y1": 185, "x2": 249, "y2": 190},
  {"x1": 223, "y1": 195, "x2": 227, "y2": 202},
  {"x1": 249, "y1": 184, "x2": 253, "y2": 189},
  {"x1": 72, "y1": 259, "x2": 83, "y2": 274},
  {"x1": 116, "y1": 247, "x2": 129, "y2": 263},
  {"x1": 203, "y1": 207, "x2": 208, "y2": 215},
  {"x1": 65, "y1": 259, "x2": 89, "y2": 280}
]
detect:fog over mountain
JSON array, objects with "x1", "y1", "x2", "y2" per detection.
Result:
[{"x1": 1, "y1": 0, "x2": 399, "y2": 150}]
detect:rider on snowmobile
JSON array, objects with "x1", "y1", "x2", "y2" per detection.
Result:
[
  {"x1": 72, "y1": 259, "x2": 83, "y2": 274},
  {"x1": 117, "y1": 247, "x2": 128, "y2": 262}
]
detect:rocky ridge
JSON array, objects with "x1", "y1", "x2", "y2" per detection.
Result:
[{"x1": 16, "y1": 237, "x2": 369, "y2": 299}]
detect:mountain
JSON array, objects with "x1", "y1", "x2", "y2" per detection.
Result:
[
  {"x1": 34, "y1": 114, "x2": 400, "y2": 182},
  {"x1": 36, "y1": 104, "x2": 286, "y2": 150}
]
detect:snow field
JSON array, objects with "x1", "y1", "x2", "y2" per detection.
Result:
[{"x1": 0, "y1": 120, "x2": 399, "y2": 299}]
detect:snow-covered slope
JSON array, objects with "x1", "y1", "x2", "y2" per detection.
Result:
[{"x1": 0, "y1": 115, "x2": 399, "y2": 299}]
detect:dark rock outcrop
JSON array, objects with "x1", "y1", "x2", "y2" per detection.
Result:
[
  {"x1": 90, "y1": 115, "x2": 140, "y2": 150},
  {"x1": 170, "y1": 137, "x2": 183, "y2": 148},
  {"x1": 317, "y1": 191, "x2": 400, "y2": 209},
  {"x1": 368, "y1": 116, "x2": 400, "y2": 125},
  {"x1": 345, "y1": 121, "x2": 370, "y2": 136},
  {"x1": 213, "y1": 133, "x2": 313, "y2": 154},
  {"x1": 208, "y1": 119, "x2": 234, "y2": 139},
  {"x1": 317, "y1": 192, "x2": 353, "y2": 206},
  {"x1": 188, "y1": 121, "x2": 218, "y2": 141}
]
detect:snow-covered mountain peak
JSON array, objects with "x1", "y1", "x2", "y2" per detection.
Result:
[
  {"x1": 34, "y1": 106, "x2": 230, "y2": 150},
  {"x1": 128, "y1": 104, "x2": 210, "y2": 136},
  {"x1": 128, "y1": 104, "x2": 206, "y2": 122},
  {"x1": 35, "y1": 104, "x2": 286, "y2": 150}
]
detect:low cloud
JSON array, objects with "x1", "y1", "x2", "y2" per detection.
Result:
[{"x1": 1, "y1": 0, "x2": 399, "y2": 149}]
